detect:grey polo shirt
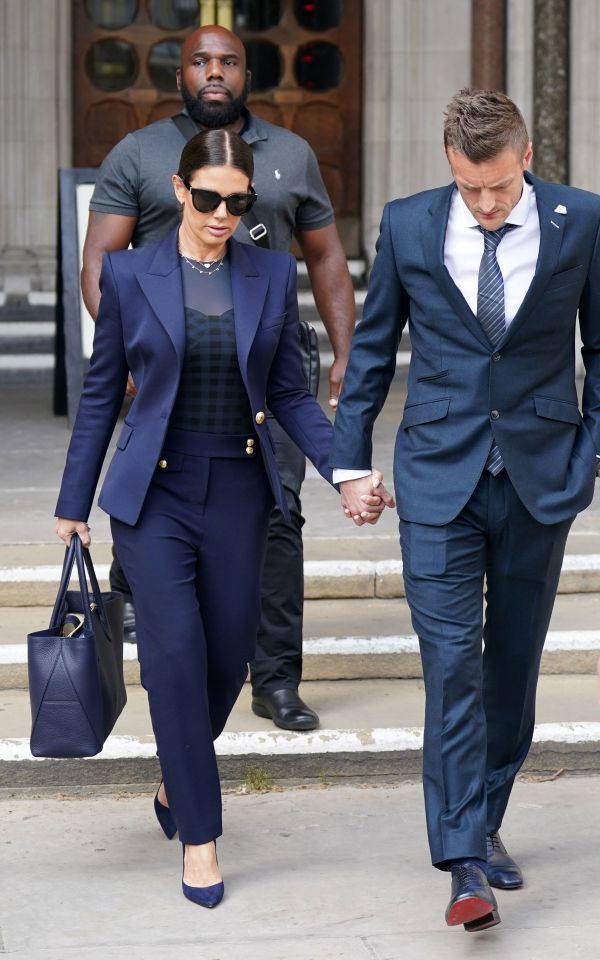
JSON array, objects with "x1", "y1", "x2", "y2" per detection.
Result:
[{"x1": 89, "y1": 109, "x2": 334, "y2": 251}]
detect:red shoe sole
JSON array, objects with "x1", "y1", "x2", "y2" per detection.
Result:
[{"x1": 446, "y1": 896, "x2": 495, "y2": 927}]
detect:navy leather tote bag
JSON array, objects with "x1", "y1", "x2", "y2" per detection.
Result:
[{"x1": 27, "y1": 534, "x2": 126, "y2": 758}]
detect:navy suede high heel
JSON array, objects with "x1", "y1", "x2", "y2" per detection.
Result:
[
  {"x1": 181, "y1": 843, "x2": 224, "y2": 908},
  {"x1": 153, "y1": 783, "x2": 177, "y2": 840}
]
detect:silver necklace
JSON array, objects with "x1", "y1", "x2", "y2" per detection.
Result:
[{"x1": 180, "y1": 251, "x2": 226, "y2": 277}]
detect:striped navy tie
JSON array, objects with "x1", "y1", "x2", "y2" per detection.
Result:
[{"x1": 477, "y1": 224, "x2": 514, "y2": 475}]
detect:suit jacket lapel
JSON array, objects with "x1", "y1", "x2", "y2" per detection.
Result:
[
  {"x1": 422, "y1": 184, "x2": 492, "y2": 350},
  {"x1": 499, "y1": 173, "x2": 566, "y2": 348},
  {"x1": 229, "y1": 238, "x2": 269, "y2": 378},
  {"x1": 135, "y1": 228, "x2": 185, "y2": 364}
]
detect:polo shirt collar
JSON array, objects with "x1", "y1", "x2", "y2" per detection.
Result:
[
  {"x1": 241, "y1": 108, "x2": 269, "y2": 144},
  {"x1": 178, "y1": 106, "x2": 268, "y2": 144}
]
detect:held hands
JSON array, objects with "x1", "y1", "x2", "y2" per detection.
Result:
[
  {"x1": 340, "y1": 469, "x2": 395, "y2": 526},
  {"x1": 55, "y1": 518, "x2": 91, "y2": 548}
]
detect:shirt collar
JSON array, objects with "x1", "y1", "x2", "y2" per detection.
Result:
[
  {"x1": 178, "y1": 106, "x2": 266, "y2": 144},
  {"x1": 240, "y1": 108, "x2": 268, "y2": 144},
  {"x1": 453, "y1": 178, "x2": 534, "y2": 229}
]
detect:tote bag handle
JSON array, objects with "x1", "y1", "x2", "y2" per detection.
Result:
[{"x1": 48, "y1": 533, "x2": 112, "y2": 637}]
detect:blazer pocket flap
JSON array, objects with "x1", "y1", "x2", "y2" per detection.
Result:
[
  {"x1": 416, "y1": 369, "x2": 450, "y2": 383},
  {"x1": 545, "y1": 264, "x2": 585, "y2": 291},
  {"x1": 402, "y1": 397, "x2": 450, "y2": 429},
  {"x1": 116, "y1": 423, "x2": 133, "y2": 450},
  {"x1": 534, "y1": 396, "x2": 581, "y2": 425},
  {"x1": 260, "y1": 312, "x2": 287, "y2": 330}
]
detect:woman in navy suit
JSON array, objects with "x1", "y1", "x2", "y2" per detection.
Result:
[{"x1": 55, "y1": 130, "x2": 391, "y2": 907}]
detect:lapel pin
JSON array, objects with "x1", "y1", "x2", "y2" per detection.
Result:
[
  {"x1": 551, "y1": 220, "x2": 560, "y2": 229},
  {"x1": 554, "y1": 204, "x2": 567, "y2": 214}
]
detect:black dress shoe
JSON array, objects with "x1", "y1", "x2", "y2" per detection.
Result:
[
  {"x1": 486, "y1": 831, "x2": 523, "y2": 889},
  {"x1": 445, "y1": 861, "x2": 500, "y2": 929},
  {"x1": 122, "y1": 600, "x2": 137, "y2": 644},
  {"x1": 251, "y1": 689, "x2": 319, "y2": 731}
]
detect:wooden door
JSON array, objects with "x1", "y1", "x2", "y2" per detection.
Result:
[{"x1": 72, "y1": 0, "x2": 362, "y2": 254}]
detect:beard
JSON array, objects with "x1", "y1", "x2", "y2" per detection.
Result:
[{"x1": 180, "y1": 76, "x2": 250, "y2": 128}]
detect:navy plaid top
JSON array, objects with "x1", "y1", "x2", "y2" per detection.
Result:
[{"x1": 169, "y1": 256, "x2": 254, "y2": 434}]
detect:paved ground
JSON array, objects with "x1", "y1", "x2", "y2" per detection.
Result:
[{"x1": 1, "y1": 777, "x2": 599, "y2": 959}]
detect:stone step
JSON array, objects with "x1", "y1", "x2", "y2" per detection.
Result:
[
  {"x1": 4, "y1": 532, "x2": 600, "y2": 567},
  {"x1": 0, "y1": 354, "x2": 54, "y2": 383},
  {"x1": 0, "y1": 306, "x2": 56, "y2": 383},
  {"x1": 298, "y1": 292, "x2": 365, "y2": 336},
  {"x1": 0, "y1": 320, "x2": 55, "y2": 354},
  {"x1": 3, "y1": 550, "x2": 600, "y2": 606},
  {"x1": 2, "y1": 675, "x2": 599, "y2": 789},
  {"x1": 1, "y1": 593, "x2": 599, "y2": 688}
]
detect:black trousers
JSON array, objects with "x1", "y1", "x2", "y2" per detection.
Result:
[
  {"x1": 110, "y1": 415, "x2": 306, "y2": 694},
  {"x1": 250, "y1": 414, "x2": 306, "y2": 693}
]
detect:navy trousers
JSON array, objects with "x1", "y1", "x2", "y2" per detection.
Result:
[
  {"x1": 400, "y1": 469, "x2": 573, "y2": 869},
  {"x1": 111, "y1": 428, "x2": 273, "y2": 844}
]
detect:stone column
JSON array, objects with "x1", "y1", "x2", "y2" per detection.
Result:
[
  {"x1": 569, "y1": 1, "x2": 600, "y2": 193},
  {"x1": 0, "y1": 0, "x2": 72, "y2": 298},
  {"x1": 362, "y1": 0, "x2": 471, "y2": 260},
  {"x1": 506, "y1": 0, "x2": 534, "y2": 134},
  {"x1": 471, "y1": 0, "x2": 507, "y2": 90},
  {"x1": 533, "y1": 0, "x2": 569, "y2": 183}
]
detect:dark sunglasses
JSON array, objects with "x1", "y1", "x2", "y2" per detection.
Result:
[{"x1": 182, "y1": 180, "x2": 258, "y2": 216}]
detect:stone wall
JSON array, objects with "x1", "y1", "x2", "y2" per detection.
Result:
[
  {"x1": 362, "y1": 0, "x2": 471, "y2": 260},
  {"x1": 0, "y1": 0, "x2": 71, "y2": 298},
  {"x1": 507, "y1": 0, "x2": 534, "y2": 135},
  {"x1": 570, "y1": 0, "x2": 600, "y2": 193}
]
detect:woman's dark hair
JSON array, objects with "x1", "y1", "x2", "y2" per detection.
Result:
[{"x1": 177, "y1": 128, "x2": 254, "y2": 183}]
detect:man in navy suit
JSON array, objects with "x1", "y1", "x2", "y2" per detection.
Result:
[{"x1": 331, "y1": 89, "x2": 600, "y2": 931}]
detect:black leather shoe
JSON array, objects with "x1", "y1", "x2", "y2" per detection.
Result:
[
  {"x1": 445, "y1": 861, "x2": 500, "y2": 928},
  {"x1": 251, "y1": 689, "x2": 319, "y2": 731},
  {"x1": 486, "y1": 831, "x2": 523, "y2": 889},
  {"x1": 122, "y1": 600, "x2": 137, "y2": 644}
]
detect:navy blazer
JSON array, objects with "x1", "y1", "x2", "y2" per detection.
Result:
[
  {"x1": 331, "y1": 172, "x2": 600, "y2": 525},
  {"x1": 56, "y1": 230, "x2": 334, "y2": 526}
]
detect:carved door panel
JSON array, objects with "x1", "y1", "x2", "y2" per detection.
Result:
[
  {"x1": 235, "y1": 1, "x2": 362, "y2": 254},
  {"x1": 73, "y1": 0, "x2": 362, "y2": 254}
]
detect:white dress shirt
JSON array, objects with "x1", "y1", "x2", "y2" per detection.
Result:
[
  {"x1": 333, "y1": 179, "x2": 541, "y2": 484},
  {"x1": 444, "y1": 179, "x2": 539, "y2": 325}
]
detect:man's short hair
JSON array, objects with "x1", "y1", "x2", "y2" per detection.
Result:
[{"x1": 443, "y1": 88, "x2": 530, "y2": 162}]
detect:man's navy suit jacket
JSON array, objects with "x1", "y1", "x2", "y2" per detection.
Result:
[
  {"x1": 56, "y1": 229, "x2": 334, "y2": 526},
  {"x1": 331, "y1": 172, "x2": 600, "y2": 525}
]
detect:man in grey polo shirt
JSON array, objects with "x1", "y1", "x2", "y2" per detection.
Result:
[
  {"x1": 81, "y1": 24, "x2": 356, "y2": 732},
  {"x1": 86, "y1": 104, "x2": 335, "y2": 252}
]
